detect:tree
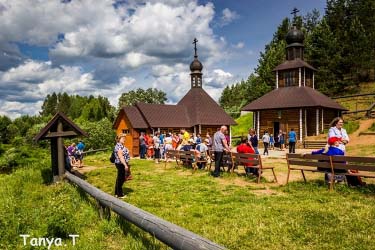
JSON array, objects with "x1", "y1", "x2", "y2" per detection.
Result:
[
  {"x1": 0, "y1": 115, "x2": 12, "y2": 144},
  {"x1": 118, "y1": 88, "x2": 167, "y2": 108},
  {"x1": 40, "y1": 92, "x2": 57, "y2": 117}
]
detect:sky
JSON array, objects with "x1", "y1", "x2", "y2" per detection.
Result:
[{"x1": 0, "y1": 0, "x2": 326, "y2": 119}]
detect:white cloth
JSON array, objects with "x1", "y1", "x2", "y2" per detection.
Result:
[{"x1": 328, "y1": 126, "x2": 349, "y2": 151}]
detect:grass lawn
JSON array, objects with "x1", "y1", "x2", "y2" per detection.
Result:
[
  {"x1": 83, "y1": 152, "x2": 375, "y2": 250},
  {"x1": 232, "y1": 112, "x2": 253, "y2": 137}
]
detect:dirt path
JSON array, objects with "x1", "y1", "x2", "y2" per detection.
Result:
[{"x1": 348, "y1": 118, "x2": 375, "y2": 146}]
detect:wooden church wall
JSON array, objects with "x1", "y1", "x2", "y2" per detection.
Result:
[
  {"x1": 116, "y1": 112, "x2": 137, "y2": 157},
  {"x1": 259, "y1": 109, "x2": 300, "y2": 139}
]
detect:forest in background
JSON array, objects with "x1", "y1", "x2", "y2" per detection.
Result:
[{"x1": 220, "y1": 0, "x2": 375, "y2": 117}]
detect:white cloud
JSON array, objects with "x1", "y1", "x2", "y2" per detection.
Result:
[
  {"x1": 0, "y1": 59, "x2": 137, "y2": 118},
  {"x1": 220, "y1": 8, "x2": 239, "y2": 26},
  {"x1": 234, "y1": 42, "x2": 245, "y2": 49},
  {"x1": 204, "y1": 69, "x2": 235, "y2": 88}
]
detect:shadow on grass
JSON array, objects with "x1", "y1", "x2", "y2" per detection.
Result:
[
  {"x1": 280, "y1": 179, "x2": 375, "y2": 194},
  {"x1": 116, "y1": 216, "x2": 163, "y2": 250},
  {"x1": 41, "y1": 168, "x2": 53, "y2": 184}
]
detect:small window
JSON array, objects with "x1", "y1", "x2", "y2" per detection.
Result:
[{"x1": 122, "y1": 129, "x2": 130, "y2": 134}]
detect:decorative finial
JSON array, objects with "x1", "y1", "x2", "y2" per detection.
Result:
[
  {"x1": 192, "y1": 38, "x2": 198, "y2": 58},
  {"x1": 291, "y1": 7, "x2": 300, "y2": 23}
]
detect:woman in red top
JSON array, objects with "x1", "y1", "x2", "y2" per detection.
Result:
[{"x1": 236, "y1": 137, "x2": 256, "y2": 176}]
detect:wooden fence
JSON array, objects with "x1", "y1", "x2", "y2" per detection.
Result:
[{"x1": 64, "y1": 171, "x2": 226, "y2": 250}]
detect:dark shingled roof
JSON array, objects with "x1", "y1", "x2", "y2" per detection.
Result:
[
  {"x1": 273, "y1": 58, "x2": 317, "y2": 71},
  {"x1": 135, "y1": 103, "x2": 191, "y2": 128},
  {"x1": 241, "y1": 86, "x2": 347, "y2": 111},
  {"x1": 178, "y1": 88, "x2": 236, "y2": 126},
  {"x1": 123, "y1": 106, "x2": 148, "y2": 129},
  {"x1": 115, "y1": 88, "x2": 236, "y2": 129}
]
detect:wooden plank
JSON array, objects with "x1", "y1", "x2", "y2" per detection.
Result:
[
  {"x1": 331, "y1": 156, "x2": 375, "y2": 163},
  {"x1": 331, "y1": 163, "x2": 375, "y2": 172},
  {"x1": 65, "y1": 172, "x2": 226, "y2": 250},
  {"x1": 287, "y1": 160, "x2": 331, "y2": 168},
  {"x1": 44, "y1": 130, "x2": 78, "y2": 138}
]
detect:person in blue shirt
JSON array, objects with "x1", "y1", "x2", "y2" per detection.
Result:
[
  {"x1": 269, "y1": 134, "x2": 275, "y2": 150},
  {"x1": 75, "y1": 140, "x2": 85, "y2": 168},
  {"x1": 288, "y1": 128, "x2": 297, "y2": 153}
]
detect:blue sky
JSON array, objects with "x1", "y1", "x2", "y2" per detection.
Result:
[{"x1": 0, "y1": 0, "x2": 326, "y2": 118}]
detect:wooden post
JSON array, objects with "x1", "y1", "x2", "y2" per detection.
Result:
[
  {"x1": 321, "y1": 109, "x2": 324, "y2": 133},
  {"x1": 304, "y1": 109, "x2": 307, "y2": 138},
  {"x1": 299, "y1": 68, "x2": 301, "y2": 87},
  {"x1": 276, "y1": 71, "x2": 279, "y2": 89},
  {"x1": 303, "y1": 68, "x2": 306, "y2": 86},
  {"x1": 198, "y1": 124, "x2": 201, "y2": 134},
  {"x1": 57, "y1": 120, "x2": 65, "y2": 180},
  {"x1": 316, "y1": 109, "x2": 319, "y2": 136},
  {"x1": 299, "y1": 109, "x2": 303, "y2": 142},
  {"x1": 312, "y1": 72, "x2": 315, "y2": 89},
  {"x1": 257, "y1": 111, "x2": 260, "y2": 137}
]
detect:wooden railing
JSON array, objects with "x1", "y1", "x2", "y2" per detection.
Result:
[{"x1": 64, "y1": 171, "x2": 226, "y2": 250}]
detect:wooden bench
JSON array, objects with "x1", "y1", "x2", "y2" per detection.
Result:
[
  {"x1": 193, "y1": 150, "x2": 209, "y2": 170},
  {"x1": 286, "y1": 153, "x2": 333, "y2": 187},
  {"x1": 177, "y1": 150, "x2": 197, "y2": 170},
  {"x1": 231, "y1": 153, "x2": 278, "y2": 183},
  {"x1": 286, "y1": 154, "x2": 375, "y2": 189},
  {"x1": 164, "y1": 150, "x2": 181, "y2": 168},
  {"x1": 330, "y1": 155, "x2": 375, "y2": 182},
  {"x1": 207, "y1": 150, "x2": 230, "y2": 172}
]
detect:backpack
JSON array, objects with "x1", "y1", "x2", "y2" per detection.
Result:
[{"x1": 110, "y1": 151, "x2": 116, "y2": 163}]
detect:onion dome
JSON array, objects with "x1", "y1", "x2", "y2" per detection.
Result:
[
  {"x1": 286, "y1": 25, "x2": 304, "y2": 45},
  {"x1": 190, "y1": 57, "x2": 203, "y2": 72}
]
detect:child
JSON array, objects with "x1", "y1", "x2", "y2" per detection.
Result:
[{"x1": 269, "y1": 134, "x2": 274, "y2": 150}]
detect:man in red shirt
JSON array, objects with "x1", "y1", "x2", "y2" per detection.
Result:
[{"x1": 236, "y1": 137, "x2": 255, "y2": 176}]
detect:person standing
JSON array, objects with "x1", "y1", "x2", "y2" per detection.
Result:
[
  {"x1": 206, "y1": 132, "x2": 212, "y2": 150},
  {"x1": 164, "y1": 133, "x2": 173, "y2": 161},
  {"x1": 153, "y1": 132, "x2": 161, "y2": 164},
  {"x1": 114, "y1": 134, "x2": 130, "y2": 199},
  {"x1": 212, "y1": 126, "x2": 231, "y2": 177},
  {"x1": 278, "y1": 130, "x2": 285, "y2": 151},
  {"x1": 262, "y1": 131, "x2": 270, "y2": 156},
  {"x1": 247, "y1": 129, "x2": 259, "y2": 154},
  {"x1": 172, "y1": 133, "x2": 179, "y2": 149},
  {"x1": 139, "y1": 132, "x2": 147, "y2": 159},
  {"x1": 269, "y1": 134, "x2": 274, "y2": 150},
  {"x1": 75, "y1": 140, "x2": 85, "y2": 168},
  {"x1": 288, "y1": 128, "x2": 297, "y2": 153},
  {"x1": 328, "y1": 117, "x2": 349, "y2": 152}
]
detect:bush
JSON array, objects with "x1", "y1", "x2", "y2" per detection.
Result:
[{"x1": 369, "y1": 122, "x2": 375, "y2": 132}]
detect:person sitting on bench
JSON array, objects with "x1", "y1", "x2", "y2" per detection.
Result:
[{"x1": 312, "y1": 137, "x2": 345, "y2": 183}]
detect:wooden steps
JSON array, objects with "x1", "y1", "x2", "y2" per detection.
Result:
[{"x1": 303, "y1": 140, "x2": 327, "y2": 149}]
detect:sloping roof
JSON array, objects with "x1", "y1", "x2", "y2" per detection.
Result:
[
  {"x1": 34, "y1": 112, "x2": 88, "y2": 141},
  {"x1": 135, "y1": 103, "x2": 191, "y2": 128},
  {"x1": 122, "y1": 106, "x2": 148, "y2": 129},
  {"x1": 241, "y1": 86, "x2": 347, "y2": 111},
  {"x1": 273, "y1": 58, "x2": 317, "y2": 71},
  {"x1": 178, "y1": 88, "x2": 236, "y2": 125}
]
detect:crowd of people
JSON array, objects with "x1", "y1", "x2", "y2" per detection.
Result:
[
  {"x1": 138, "y1": 130, "x2": 214, "y2": 164},
  {"x1": 111, "y1": 116, "x2": 363, "y2": 198}
]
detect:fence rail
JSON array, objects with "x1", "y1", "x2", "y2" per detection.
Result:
[{"x1": 64, "y1": 171, "x2": 226, "y2": 250}]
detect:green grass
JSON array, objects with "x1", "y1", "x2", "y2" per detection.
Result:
[
  {"x1": 343, "y1": 120, "x2": 360, "y2": 134},
  {"x1": 83, "y1": 153, "x2": 375, "y2": 250},
  {"x1": 232, "y1": 112, "x2": 253, "y2": 137},
  {"x1": 368, "y1": 122, "x2": 375, "y2": 132},
  {"x1": 0, "y1": 155, "x2": 169, "y2": 250},
  {"x1": 2, "y1": 151, "x2": 375, "y2": 250}
]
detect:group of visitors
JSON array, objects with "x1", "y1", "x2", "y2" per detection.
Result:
[
  {"x1": 65, "y1": 140, "x2": 85, "y2": 169},
  {"x1": 139, "y1": 130, "x2": 213, "y2": 164},
  {"x1": 111, "y1": 116, "x2": 364, "y2": 198}
]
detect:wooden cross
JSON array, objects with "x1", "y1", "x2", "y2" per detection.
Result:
[
  {"x1": 192, "y1": 38, "x2": 198, "y2": 57},
  {"x1": 291, "y1": 7, "x2": 300, "y2": 19}
]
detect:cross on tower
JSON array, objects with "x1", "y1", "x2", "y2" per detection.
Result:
[
  {"x1": 192, "y1": 38, "x2": 198, "y2": 57},
  {"x1": 291, "y1": 7, "x2": 300, "y2": 20}
]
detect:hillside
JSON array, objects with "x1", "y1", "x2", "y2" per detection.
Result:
[
  {"x1": 335, "y1": 82, "x2": 375, "y2": 118},
  {"x1": 231, "y1": 112, "x2": 253, "y2": 137}
]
